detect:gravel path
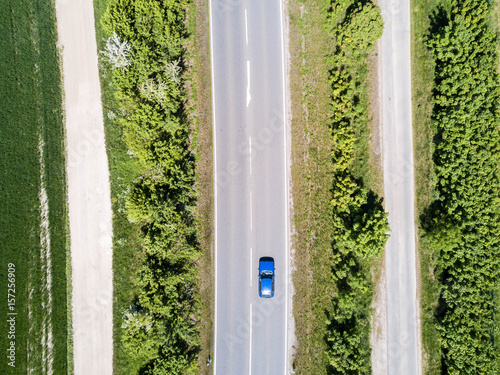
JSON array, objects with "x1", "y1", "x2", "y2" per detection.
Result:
[
  {"x1": 379, "y1": 0, "x2": 422, "y2": 374},
  {"x1": 54, "y1": 0, "x2": 113, "y2": 373}
]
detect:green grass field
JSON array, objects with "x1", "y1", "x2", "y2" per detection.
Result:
[{"x1": 0, "y1": 0, "x2": 69, "y2": 373}]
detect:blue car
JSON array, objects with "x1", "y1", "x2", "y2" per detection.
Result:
[{"x1": 258, "y1": 257, "x2": 275, "y2": 298}]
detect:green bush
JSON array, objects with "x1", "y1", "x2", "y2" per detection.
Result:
[
  {"x1": 423, "y1": 0, "x2": 500, "y2": 373},
  {"x1": 324, "y1": 1, "x2": 388, "y2": 373}
]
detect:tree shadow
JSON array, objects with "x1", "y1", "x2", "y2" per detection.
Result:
[
  {"x1": 428, "y1": 5, "x2": 449, "y2": 38},
  {"x1": 419, "y1": 199, "x2": 443, "y2": 233}
]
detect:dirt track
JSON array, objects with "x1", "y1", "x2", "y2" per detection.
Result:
[{"x1": 54, "y1": 0, "x2": 113, "y2": 373}]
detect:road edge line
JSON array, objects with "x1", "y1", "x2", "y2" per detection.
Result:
[
  {"x1": 279, "y1": 0, "x2": 290, "y2": 373},
  {"x1": 208, "y1": 0, "x2": 218, "y2": 372}
]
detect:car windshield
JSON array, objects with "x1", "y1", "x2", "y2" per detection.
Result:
[{"x1": 260, "y1": 270, "x2": 273, "y2": 276}]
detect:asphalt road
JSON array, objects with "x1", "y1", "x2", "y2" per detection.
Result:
[
  {"x1": 380, "y1": 0, "x2": 422, "y2": 374},
  {"x1": 54, "y1": 0, "x2": 113, "y2": 373},
  {"x1": 209, "y1": 0, "x2": 290, "y2": 374}
]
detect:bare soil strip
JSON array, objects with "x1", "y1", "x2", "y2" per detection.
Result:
[{"x1": 38, "y1": 135, "x2": 54, "y2": 375}]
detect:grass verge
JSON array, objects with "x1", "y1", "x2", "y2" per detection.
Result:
[
  {"x1": 0, "y1": 0, "x2": 69, "y2": 372},
  {"x1": 185, "y1": 0, "x2": 214, "y2": 372},
  {"x1": 288, "y1": 0, "x2": 386, "y2": 373},
  {"x1": 411, "y1": 1, "x2": 441, "y2": 372},
  {"x1": 288, "y1": 0, "x2": 336, "y2": 371}
]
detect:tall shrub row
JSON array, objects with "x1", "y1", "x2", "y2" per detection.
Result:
[
  {"x1": 324, "y1": 1, "x2": 388, "y2": 373},
  {"x1": 424, "y1": 0, "x2": 500, "y2": 372},
  {"x1": 101, "y1": 0, "x2": 199, "y2": 373}
]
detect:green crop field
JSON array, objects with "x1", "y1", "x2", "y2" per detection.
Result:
[{"x1": 0, "y1": 0, "x2": 69, "y2": 373}]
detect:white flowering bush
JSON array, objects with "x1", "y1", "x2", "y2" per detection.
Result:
[
  {"x1": 121, "y1": 304, "x2": 153, "y2": 333},
  {"x1": 139, "y1": 79, "x2": 168, "y2": 104},
  {"x1": 101, "y1": 32, "x2": 131, "y2": 71},
  {"x1": 165, "y1": 59, "x2": 182, "y2": 85}
]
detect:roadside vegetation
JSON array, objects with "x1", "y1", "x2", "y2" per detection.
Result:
[
  {"x1": 0, "y1": 0, "x2": 69, "y2": 373},
  {"x1": 93, "y1": 0, "x2": 203, "y2": 373},
  {"x1": 411, "y1": 0, "x2": 441, "y2": 371},
  {"x1": 183, "y1": 0, "x2": 215, "y2": 372},
  {"x1": 413, "y1": 0, "x2": 500, "y2": 373},
  {"x1": 290, "y1": 0, "x2": 388, "y2": 373}
]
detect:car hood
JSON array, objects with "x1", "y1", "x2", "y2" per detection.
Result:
[{"x1": 259, "y1": 260, "x2": 274, "y2": 274}]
